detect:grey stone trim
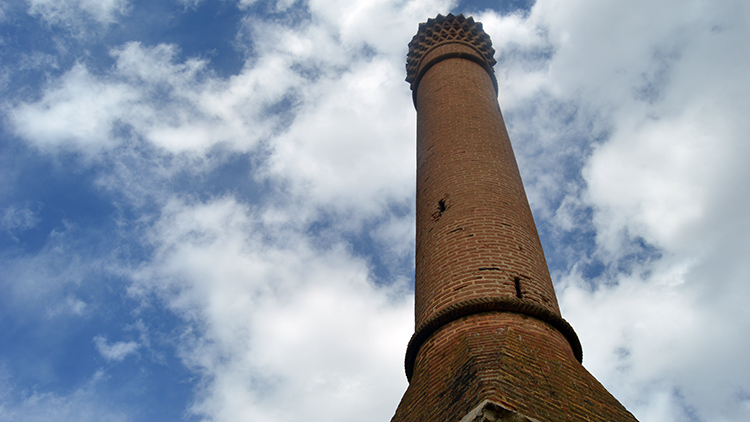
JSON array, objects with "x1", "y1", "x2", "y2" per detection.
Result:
[{"x1": 460, "y1": 400, "x2": 542, "y2": 422}]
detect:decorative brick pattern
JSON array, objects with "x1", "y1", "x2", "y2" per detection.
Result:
[
  {"x1": 391, "y1": 14, "x2": 638, "y2": 422},
  {"x1": 404, "y1": 297, "x2": 582, "y2": 381},
  {"x1": 406, "y1": 14, "x2": 496, "y2": 93}
]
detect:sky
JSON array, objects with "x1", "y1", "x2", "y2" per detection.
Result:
[{"x1": 0, "y1": 0, "x2": 749, "y2": 421}]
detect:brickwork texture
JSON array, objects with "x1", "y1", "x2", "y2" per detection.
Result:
[{"x1": 390, "y1": 14, "x2": 638, "y2": 422}]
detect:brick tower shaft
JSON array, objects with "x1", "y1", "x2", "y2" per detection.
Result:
[
  {"x1": 416, "y1": 52, "x2": 559, "y2": 324},
  {"x1": 413, "y1": 14, "x2": 561, "y2": 338},
  {"x1": 391, "y1": 14, "x2": 638, "y2": 422}
]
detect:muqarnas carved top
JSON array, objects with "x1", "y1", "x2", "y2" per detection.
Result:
[{"x1": 406, "y1": 13, "x2": 496, "y2": 91}]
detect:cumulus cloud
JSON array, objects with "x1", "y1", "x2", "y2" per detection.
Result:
[
  {"x1": 93, "y1": 336, "x2": 140, "y2": 362},
  {"x1": 45, "y1": 294, "x2": 88, "y2": 317},
  {"x1": 0, "y1": 220, "x2": 100, "y2": 312},
  {"x1": 1, "y1": 206, "x2": 40, "y2": 234},
  {"x1": 28, "y1": 0, "x2": 129, "y2": 27},
  {"x1": 0, "y1": 370, "x2": 129, "y2": 422},
  {"x1": 9, "y1": 40, "x2": 301, "y2": 157},
  {"x1": 10, "y1": 63, "x2": 137, "y2": 152},
  {"x1": 263, "y1": 57, "x2": 415, "y2": 221},
  {"x1": 130, "y1": 196, "x2": 413, "y2": 421},
  {"x1": 11, "y1": 0, "x2": 427, "y2": 223}
]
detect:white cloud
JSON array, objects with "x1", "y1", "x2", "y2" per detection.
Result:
[
  {"x1": 0, "y1": 3, "x2": 9, "y2": 22},
  {"x1": 46, "y1": 295, "x2": 88, "y2": 317},
  {"x1": 9, "y1": 41, "x2": 303, "y2": 157},
  {"x1": 10, "y1": 0, "x2": 432, "y2": 225},
  {"x1": 10, "y1": 3, "x2": 423, "y2": 226},
  {"x1": 263, "y1": 56, "x2": 416, "y2": 222},
  {"x1": 560, "y1": 253, "x2": 750, "y2": 421},
  {"x1": 28, "y1": 0, "x2": 129, "y2": 27},
  {"x1": 130, "y1": 196, "x2": 413, "y2": 422},
  {"x1": 5, "y1": 10, "x2": 429, "y2": 420},
  {"x1": 1, "y1": 206, "x2": 40, "y2": 234},
  {"x1": 308, "y1": 0, "x2": 455, "y2": 55},
  {"x1": 10, "y1": 63, "x2": 136, "y2": 152},
  {"x1": 0, "y1": 370, "x2": 129, "y2": 422},
  {"x1": 93, "y1": 336, "x2": 140, "y2": 362},
  {"x1": 0, "y1": 221, "x2": 99, "y2": 312}
]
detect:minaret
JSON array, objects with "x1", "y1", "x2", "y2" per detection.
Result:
[{"x1": 391, "y1": 14, "x2": 638, "y2": 422}]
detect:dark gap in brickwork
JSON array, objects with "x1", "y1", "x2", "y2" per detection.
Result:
[
  {"x1": 514, "y1": 277, "x2": 523, "y2": 299},
  {"x1": 479, "y1": 267, "x2": 501, "y2": 271},
  {"x1": 433, "y1": 195, "x2": 450, "y2": 221}
]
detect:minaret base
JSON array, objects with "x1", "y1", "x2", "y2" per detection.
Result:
[{"x1": 390, "y1": 313, "x2": 637, "y2": 422}]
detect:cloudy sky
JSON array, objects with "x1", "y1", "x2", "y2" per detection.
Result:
[{"x1": 1, "y1": 0, "x2": 749, "y2": 421}]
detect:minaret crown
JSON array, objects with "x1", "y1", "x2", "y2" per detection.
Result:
[{"x1": 406, "y1": 14, "x2": 496, "y2": 93}]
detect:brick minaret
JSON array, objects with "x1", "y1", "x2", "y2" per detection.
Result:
[{"x1": 390, "y1": 14, "x2": 638, "y2": 422}]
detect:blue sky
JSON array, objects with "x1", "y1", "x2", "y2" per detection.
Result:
[{"x1": 1, "y1": 0, "x2": 749, "y2": 421}]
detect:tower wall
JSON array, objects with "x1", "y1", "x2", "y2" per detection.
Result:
[
  {"x1": 391, "y1": 14, "x2": 638, "y2": 422},
  {"x1": 414, "y1": 36, "x2": 559, "y2": 329}
]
